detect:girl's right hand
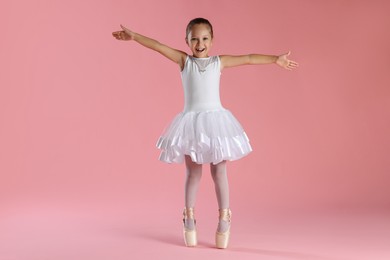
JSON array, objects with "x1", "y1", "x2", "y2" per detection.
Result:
[{"x1": 112, "y1": 24, "x2": 134, "y2": 41}]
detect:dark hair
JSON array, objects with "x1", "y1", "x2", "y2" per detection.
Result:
[{"x1": 185, "y1": 18, "x2": 214, "y2": 39}]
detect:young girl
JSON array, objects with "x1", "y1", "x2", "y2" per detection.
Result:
[{"x1": 112, "y1": 18, "x2": 298, "y2": 249}]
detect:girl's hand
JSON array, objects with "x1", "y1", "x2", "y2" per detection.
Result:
[
  {"x1": 276, "y1": 51, "x2": 298, "y2": 70},
  {"x1": 112, "y1": 24, "x2": 134, "y2": 41}
]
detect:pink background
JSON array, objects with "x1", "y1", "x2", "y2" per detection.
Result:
[{"x1": 1, "y1": 0, "x2": 389, "y2": 259}]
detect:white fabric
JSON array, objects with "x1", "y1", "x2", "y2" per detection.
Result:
[{"x1": 156, "y1": 55, "x2": 252, "y2": 164}]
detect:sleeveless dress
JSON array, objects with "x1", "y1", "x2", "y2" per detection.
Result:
[{"x1": 156, "y1": 55, "x2": 252, "y2": 165}]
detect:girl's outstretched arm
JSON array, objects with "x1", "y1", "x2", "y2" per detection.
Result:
[
  {"x1": 112, "y1": 25, "x2": 187, "y2": 69},
  {"x1": 220, "y1": 51, "x2": 298, "y2": 70}
]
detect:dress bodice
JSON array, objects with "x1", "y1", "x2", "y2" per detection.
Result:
[{"x1": 181, "y1": 55, "x2": 224, "y2": 112}]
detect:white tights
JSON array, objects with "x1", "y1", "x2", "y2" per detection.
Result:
[{"x1": 184, "y1": 155, "x2": 230, "y2": 232}]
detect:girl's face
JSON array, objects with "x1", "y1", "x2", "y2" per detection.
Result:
[{"x1": 186, "y1": 24, "x2": 213, "y2": 58}]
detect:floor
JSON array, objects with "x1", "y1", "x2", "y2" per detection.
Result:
[{"x1": 1, "y1": 200, "x2": 389, "y2": 260}]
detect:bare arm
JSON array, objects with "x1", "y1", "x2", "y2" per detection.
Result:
[
  {"x1": 220, "y1": 52, "x2": 298, "y2": 70},
  {"x1": 112, "y1": 25, "x2": 187, "y2": 70}
]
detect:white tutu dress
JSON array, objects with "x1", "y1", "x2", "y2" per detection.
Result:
[{"x1": 156, "y1": 55, "x2": 252, "y2": 164}]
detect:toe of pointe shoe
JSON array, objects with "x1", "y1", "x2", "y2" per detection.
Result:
[
  {"x1": 215, "y1": 230, "x2": 230, "y2": 249},
  {"x1": 184, "y1": 229, "x2": 197, "y2": 247}
]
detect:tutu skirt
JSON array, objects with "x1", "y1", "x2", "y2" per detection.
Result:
[{"x1": 156, "y1": 109, "x2": 252, "y2": 165}]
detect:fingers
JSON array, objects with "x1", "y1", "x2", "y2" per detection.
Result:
[
  {"x1": 283, "y1": 51, "x2": 298, "y2": 70},
  {"x1": 277, "y1": 51, "x2": 299, "y2": 70},
  {"x1": 113, "y1": 24, "x2": 133, "y2": 40},
  {"x1": 112, "y1": 30, "x2": 124, "y2": 40},
  {"x1": 286, "y1": 60, "x2": 299, "y2": 70},
  {"x1": 111, "y1": 24, "x2": 128, "y2": 41}
]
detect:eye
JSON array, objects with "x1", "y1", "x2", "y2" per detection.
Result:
[{"x1": 203, "y1": 37, "x2": 209, "y2": 41}]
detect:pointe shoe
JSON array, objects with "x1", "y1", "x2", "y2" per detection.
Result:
[
  {"x1": 183, "y1": 207, "x2": 197, "y2": 247},
  {"x1": 215, "y1": 208, "x2": 231, "y2": 249}
]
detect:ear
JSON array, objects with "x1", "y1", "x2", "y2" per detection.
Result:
[{"x1": 185, "y1": 37, "x2": 189, "y2": 46}]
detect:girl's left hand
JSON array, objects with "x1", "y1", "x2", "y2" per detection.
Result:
[{"x1": 276, "y1": 51, "x2": 299, "y2": 70}]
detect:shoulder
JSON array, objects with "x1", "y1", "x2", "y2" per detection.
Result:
[
  {"x1": 180, "y1": 54, "x2": 190, "y2": 71},
  {"x1": 218, "y1": 55, "x2": 229, "y2": 69}
]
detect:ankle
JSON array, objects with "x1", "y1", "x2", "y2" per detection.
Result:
[
  {"x1": 218, "y1": 208, "x2": 231, "y2": 221},
  {"x1": 217, "y1": 208, "x2": 231, "y2": 233},
  {"x1": 183, "y1": 207, "x2": 196, "y2": 230},
  {"x1": 184, "y1": 218, "x2": 196, "y2": 230}
]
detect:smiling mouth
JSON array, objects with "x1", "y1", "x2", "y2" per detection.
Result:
[{"x1": 196, "y1": 48, "x2": 205, "y2": 52}]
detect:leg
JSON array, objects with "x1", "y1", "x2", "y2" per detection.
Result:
[
  {"x1": 184, "y1": 155, "x2": 202, "y2": 230},
  {"x1": 210, "y1": 161, "x2": 230, "y2": 232}
]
